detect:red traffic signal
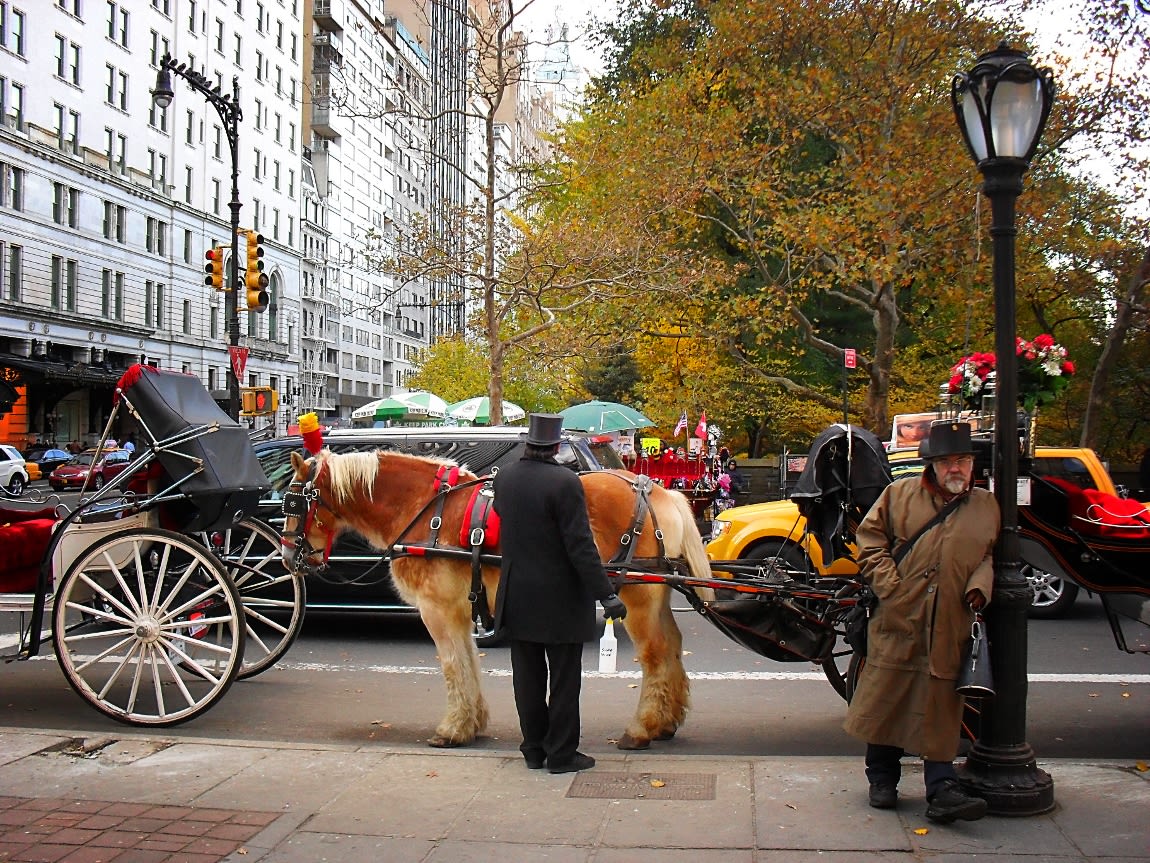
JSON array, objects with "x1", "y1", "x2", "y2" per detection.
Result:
[{"x1": 204, "y1": 245, "x2": 224, "y2": 290}]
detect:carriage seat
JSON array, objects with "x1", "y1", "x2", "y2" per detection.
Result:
[
  {"x1": 0, "y1": 506, "x2": 57, "y2": 593},
  {"x1": 1041, "y1": 477, "x2": 1150, "y2": 540}
]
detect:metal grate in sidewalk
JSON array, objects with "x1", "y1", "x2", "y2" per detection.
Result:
[
  {"x1": 565, "y1": 771, "x2": 716, "y2": 800},
  {"x1": 0, "y1": 795, "x2": 279, "y2": 862}
]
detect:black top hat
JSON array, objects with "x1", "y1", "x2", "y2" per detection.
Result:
[
  {"x1": 919, "y1": 421, "x2": 976, "y2": 460},
  {"x1": 526, "y1": 413, "x2": 565, "y2": 446}
]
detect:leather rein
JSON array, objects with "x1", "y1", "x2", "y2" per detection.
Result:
[{"x1": 280, "y1": 460, "x2": 682, "y2": 627}]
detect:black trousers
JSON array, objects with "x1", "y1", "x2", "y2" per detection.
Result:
[
  {"x1": 865, "y1": 743, "x2": 957, "y2": 799},
  {"x1": 509, "y1": 639, "x2": 583, "y2": 767}
]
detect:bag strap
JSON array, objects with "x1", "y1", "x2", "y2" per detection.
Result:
[{"x1": 893, "y1": 494, "x2": 966, "y2": 566}]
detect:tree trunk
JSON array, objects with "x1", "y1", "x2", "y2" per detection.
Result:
[
  {"x1": 1080, "y1": 243, "x2": 1150, "y2": 448},
  {"x1": 865, "y1": 283, "x2": 899, "y2": 436}
]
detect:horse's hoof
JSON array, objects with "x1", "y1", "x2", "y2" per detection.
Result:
[
  {"x1": 655, "y1": 729, "x2": 677, "y2": 741},
  {"x1": 616, "y1": 733, "x2": 651, "y2": 751},
  {"x1": 428, "y1": 735, "x2": 465, "y2": 748}
]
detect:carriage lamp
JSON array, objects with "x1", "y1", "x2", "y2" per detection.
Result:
[{"x1": 951, "y1": 43, "x2": 1055, "y2": 816}]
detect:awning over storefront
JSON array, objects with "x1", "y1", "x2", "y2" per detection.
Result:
[{"x1": 0, "y1": 355, "x2": 125, "y2": 387}]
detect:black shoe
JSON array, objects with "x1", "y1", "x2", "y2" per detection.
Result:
[
  {"x1": 926, "y1": 780, "x2": 988, "y2": 824},
  {"x1": 522, "y1": 748, "x2": 545, "y2": 769},
  {"x1": 868, "y1": 782, "x2": 898, "y2": 809},
  {"x1": 548, "y1": 753, "x2": 596, "y2": 774}
]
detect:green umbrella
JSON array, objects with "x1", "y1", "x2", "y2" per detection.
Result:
[
  {"x1": 350, "y1": 398, "x2": 416, "y2": 421},
  {"x1": 559, "y1": 400, "x2": 653, "y2": 433},
  {"x1": 393, "y1": 390, "x2": 448, "y2": 418},
  {"x1": 448, "y1": 397, "x2": 526, "y2": 425}
]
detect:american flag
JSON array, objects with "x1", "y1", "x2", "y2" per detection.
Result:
[
  {"x1": 673, "y1": 410, "x2": 688, "y2": 437},
  {"x1": 695, "y1": 410, "x2": 707, "y2": 438}
]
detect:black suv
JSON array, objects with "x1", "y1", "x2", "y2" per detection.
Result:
[{"x1": 252, "y1": 426, "x2": 623, "y2": 615}]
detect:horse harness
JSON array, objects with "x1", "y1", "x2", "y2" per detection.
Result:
[{"x1": 282, "y1": 459, "x2": 681, "y2": 627}]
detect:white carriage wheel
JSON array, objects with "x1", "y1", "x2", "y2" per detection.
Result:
[
  {"x1": 51, "y1": 527, "x2": 245, "y2": 727},
  {"x1": 200, "y1": 518, "x2": 306, "y2": 679}
]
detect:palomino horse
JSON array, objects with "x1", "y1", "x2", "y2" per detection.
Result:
[{"x1": 279, "y1": 448, "x2": 712, "y2": 749}]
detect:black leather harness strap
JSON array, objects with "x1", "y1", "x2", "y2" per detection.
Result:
[
  {"x1": 604, "y1": 473, "x2": 670, "y2": 587},
  {"x1": 465, "y1": 478, "x2": 497, "y2": 632}
]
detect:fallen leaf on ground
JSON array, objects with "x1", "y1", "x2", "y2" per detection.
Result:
[
  {"x1": 914, "y1": 828, "x2": 929, "y2": 835},
  {"x1": 426, "y1": 770, "x2": 438, "y2": 778},
  {"x1": 1135, "y1": 761, "x2": 1148, "y2": 772},
  {"x1": 650, "y1": 779, "x2": 665, "y2": 788}
]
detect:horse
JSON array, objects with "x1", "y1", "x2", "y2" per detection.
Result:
[{"x1": 279, "y1": 447, "x2": 713, "y2": 750}]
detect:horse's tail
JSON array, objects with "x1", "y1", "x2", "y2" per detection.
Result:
[{"x1": 668, "y1": 491, "x2": 711, "y2": 580}]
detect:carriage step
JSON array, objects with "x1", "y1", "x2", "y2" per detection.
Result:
[{"x1": 0, "y1": 593, "x2": 52, "y2": 613}]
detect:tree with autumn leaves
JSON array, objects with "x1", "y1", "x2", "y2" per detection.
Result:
[{"x1": 526, "y1": 0, "x2": 1149, "y2": 457}]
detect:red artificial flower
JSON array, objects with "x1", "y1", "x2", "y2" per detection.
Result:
[
  {"x1": 1062, "y1": 360, "x2": 1075, "y2": 375},
  {"x1": 1033, "y1": 333, "x2": 1055, "y2": 350}
]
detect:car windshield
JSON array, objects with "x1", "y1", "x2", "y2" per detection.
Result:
[
  {"x1": 585, "y1": 439, "x2": 625, "y2": 470},
  {"x1": 69, "y1": 454, "x2": 97, "y2": 467}
]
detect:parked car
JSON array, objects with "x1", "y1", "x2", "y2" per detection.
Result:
[
  {"x1": 706, "y1": 446, "x2": 1132, "y2": 618},
  {"x1": 23, "y1": 447, "x2": 72, "y2": 481},
  {"x1": 252, "y1": 425, "x2": 624, "y2": 628},
  {"x1": 0, "y1": 445, "x2": 30, "y2": 495},
  {"x1": 48, "y1": 448, "x2": 132, "y2": 491}
]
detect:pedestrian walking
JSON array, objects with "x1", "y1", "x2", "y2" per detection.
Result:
[
  {"x1": 493, "y1": 413, "x2": 627, "y2": 774},
  {"x1": 843, "y1": 421, "x2": 999, "y2": 824}
]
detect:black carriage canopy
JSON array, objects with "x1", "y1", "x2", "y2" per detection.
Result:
[
  {"x1": 116, "y1": 365, "x2": 271, "y2": 532},
  {"x1": 789, "y1": 424, "x2": 893, "y2": 568}
]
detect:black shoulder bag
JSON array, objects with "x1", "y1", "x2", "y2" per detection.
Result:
[{"x1": 844, "y1": 495, "x2": 966, "y2": 656}]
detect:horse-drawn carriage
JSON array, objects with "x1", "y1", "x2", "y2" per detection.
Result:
[
  {"x1": 0, "y1": 365, "x2": 306, "y2": 726},
  {"x1": 278, "y1": 417, "x2": 1148, "y2": 748}
]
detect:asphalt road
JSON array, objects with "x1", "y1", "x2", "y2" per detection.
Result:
[{"x1": 1, "y1": 593, "x2": 1146, "y2": 761}]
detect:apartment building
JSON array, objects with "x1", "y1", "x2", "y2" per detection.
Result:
[{"x1": 0, "y1": 0, "x2": 305, "y2": 444}]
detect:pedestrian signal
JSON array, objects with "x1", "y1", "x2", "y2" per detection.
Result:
[
  {"x1": 204, "y1": 245, "x2": 224, "y2": 290},
  {"x1": 240, "y1": 386, "x2": 279, "y2": 416},
  {"x1": 244, "y1": 230, "x2": 269, "y2": 311}
]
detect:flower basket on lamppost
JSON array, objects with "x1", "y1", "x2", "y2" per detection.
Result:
[{"x1": 952, "y1": 42, "x2": 1056, "y2": 816}]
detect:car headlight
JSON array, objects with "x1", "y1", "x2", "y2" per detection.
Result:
[{"x1": 710, "y1": 520, "x2": 732, "y2": 542}]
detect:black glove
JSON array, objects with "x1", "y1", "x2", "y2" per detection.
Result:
[{"x1": 601, "y1": 594, "x2": 627, "y2": 621}]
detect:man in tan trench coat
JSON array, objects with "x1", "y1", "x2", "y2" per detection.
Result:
[{"x1": 843, "y1": 421, "x2": 999, "y2": 824}]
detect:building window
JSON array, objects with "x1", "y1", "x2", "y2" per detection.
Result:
[
  {"x1": 101, "y1": 269, "x2": 125, "y2": 320},
  {"x1": 55, "y1": 36, "x2": 82, "y2": 85},
  {"x1": 54, "y1": 103, "x2": 79, "y2": 154},
  {"x1": 182, "y1": 299, "x2": 191, "y2": 334},
  {"x1": 213, "y1": 125, "x2": 222, "y2": 159},
  {"x1": 151, "y1": 0, "x2": 170, "y2": 14},
  {"x1": 1, "y1": 162, "x2": 23, "y2": 210},
  {"x1": 146, "y1": 217, "x2": 168, "y2": 255},
  {"x1": 255, "y1": 50, "x2": 263, "y2": 82},
  {"x1": 148, "y1": 99, "x2": 168, "y2": 132},
  {"x1": 214, "y1": 18, "x2": 223, "y2": 53},
  {"x1": 184, "y1": 166, "x2": 193, "y2": 203},
  {"x1": 51, "y1": 256, "x2": 78, "y2": 311},
  {"x1": 187, "y1": 0, "x2": 197, "y2": 31},
  {"x1": 149, "y1": 30, "x2": 170, "y2": 67},
  {"x1": 107, "y1": 3, "x2": 128, "y2": 48},
  {"x1": 102, "y1": 201, "x2": 126, "y2": 241},
  {"x1": 53, "y1": 183, "x2": 79, "y2": 228},
  {"x1": 1, "y1": 77, "x2": 24, "y2": 131},
  {"x1": 288, "y1": 122, "x2": 295, "y2": 152},
  {"x1": 210, "y1": 307, "x2": 218, "y2": 340},
  {"x1": 211, "y1": 178, "x2": 221, "y2": 215},
  {"x1": 183, "y1": 228, "x2": 192, "y2": 263},
  {"x1": 105, "y1": 65, "x2": 128, "y2": 110},
  {"x1": 234, "y1": 33, "x2": 242, "y2": 66},
  {"x1": 253, "y1": 99, "x2": 262, "y2": 130},
  {"x1": 2, "y1": 4, "x2": 26, "y2": 56},
  {"x1": 145, "y1": 281, "x2": 165, "y2": 327},
  {"x1": 5, "y1": 243, "x2": 21, "y2": 300}
]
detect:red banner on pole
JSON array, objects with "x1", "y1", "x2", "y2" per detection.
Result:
[
  {"x1": 229, "y1": 346, "x2": 249, "y2": 381},
  {"x1": 844, "y1": 348, "x2": 857, "y2": 369}
]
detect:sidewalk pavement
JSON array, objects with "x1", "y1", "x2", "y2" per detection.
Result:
[{"x1": 0, "y1": 726, "x2": 1148, "y2": 863}]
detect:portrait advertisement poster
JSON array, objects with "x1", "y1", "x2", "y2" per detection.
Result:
[
  {"x1": 618, "y1": 434, "x2": 635, "y2": 457},
  {"x1": 890, "y1": 412, "x2": 937, "y2": 450}
]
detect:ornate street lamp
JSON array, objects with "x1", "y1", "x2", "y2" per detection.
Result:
[
  {"x1": 951, "y1": 43, "x2": 1055, "y2": 816},
  {"x1": 152, "y1": 56, "x2": 244, "y2": 421}
]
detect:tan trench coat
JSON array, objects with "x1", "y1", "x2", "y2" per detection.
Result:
[{"x1": 843, "y1": 475, "x2": 999, "y2": 761}]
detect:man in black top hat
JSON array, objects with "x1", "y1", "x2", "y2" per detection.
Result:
[
  {"x1": 493, "y1": 413, "x2": 627, "y2": 773},
  {"x1": 844, "y1": 421, "x2": 1000, "y2": 824}
]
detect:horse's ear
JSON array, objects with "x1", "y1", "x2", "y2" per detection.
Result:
[{"x1": 290, "y1": 451, "x2": 306, "y2": 474}]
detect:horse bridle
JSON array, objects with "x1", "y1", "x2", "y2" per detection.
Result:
[{"x1": 280, "y1": 460, "x2": 338, "y2": 577}]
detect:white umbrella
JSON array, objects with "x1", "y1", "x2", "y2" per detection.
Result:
[
  {"x1": 448, "y1": 397, "x2": 526, "y2": 425},
  {"x1": 393, "y1": 390, "x2": 448, "y2": 418}
]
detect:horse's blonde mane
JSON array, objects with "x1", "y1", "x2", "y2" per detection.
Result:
[{"x1": 319, "y1": 448, "x2": 466, "y2": 504}]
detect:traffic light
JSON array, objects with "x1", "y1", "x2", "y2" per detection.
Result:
[
  {"x1": 244, "y1": 230, "x2": 269, "y2": 312},
  {"x1": 240, "y1": 386, "x2": 279, "y2": 416},
  {"x1": 204, "y1": 245, "x2": 224, "y2": 290}
]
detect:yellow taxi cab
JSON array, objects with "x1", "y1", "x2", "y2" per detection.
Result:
[{"x1": 705, "y1": 446, "x2": 1127, "y2": 617}]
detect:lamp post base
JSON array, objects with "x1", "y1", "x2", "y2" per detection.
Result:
[{"x1": 958, "y1": 741, "x2": 1055, "y2": 816}]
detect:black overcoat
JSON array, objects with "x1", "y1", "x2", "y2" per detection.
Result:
[{"x1": 492, "y1": 456, "x2": 614, "y2": 643}]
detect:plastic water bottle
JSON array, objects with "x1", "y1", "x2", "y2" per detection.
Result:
[{"x1": 598, "y1": 618, "x2": 618, "y2": 673}]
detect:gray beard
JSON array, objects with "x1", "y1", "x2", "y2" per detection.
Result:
[{"x1": 941, "y1": 474, "x2": 968, "y2": 495}]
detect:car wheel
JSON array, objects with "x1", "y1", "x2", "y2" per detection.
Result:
[
  {"x1": 1023, "y1": 562, "x2": 1079, "y2": 618},
  {"x1": 91, "y1": 475, "x2": 105, "y2": 490},
  {"x1": 7, "y1": 474, "x2": 25, "y2": 495}
]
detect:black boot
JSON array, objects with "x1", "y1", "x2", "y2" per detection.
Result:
[{"x1": 925, "y1": 780, "x2": 988, "y2": 824}]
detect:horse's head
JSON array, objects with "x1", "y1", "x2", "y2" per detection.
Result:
[{"x1": 279, "y1": 450, "x2": 338, "y2": 577}]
